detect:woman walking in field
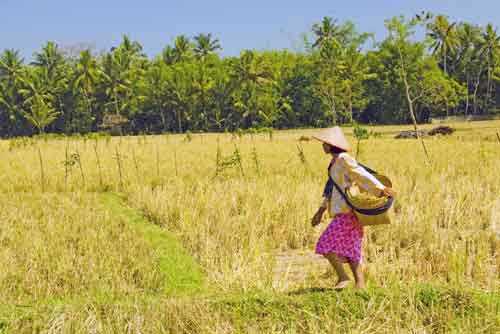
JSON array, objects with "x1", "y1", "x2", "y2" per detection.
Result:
[{"x1": 311, "y1": 127, "x2": 395, "y2": 289}]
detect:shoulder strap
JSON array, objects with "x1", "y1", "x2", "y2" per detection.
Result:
[
  {"x1": 330, "y1": 178, "x2": 394, "y2": 216},
  {"x1": 357, "y1": 162, "x2": 378, "y2": 175}
]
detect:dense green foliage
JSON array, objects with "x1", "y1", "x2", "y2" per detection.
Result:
[{"x1": 1, "y1": 14, "x2": 499, "y2": 137}]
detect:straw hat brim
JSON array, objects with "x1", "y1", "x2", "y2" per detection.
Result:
[{"x1": 312, "y1": 127, "x2": 350, "y2": 151}]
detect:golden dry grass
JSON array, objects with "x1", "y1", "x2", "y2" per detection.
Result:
[
  {"x1": 0, "y1": 192, "x2": 164, "y2": 304},
  {"x1": 0, "y1": 121, "x2": 499, "y2": 333}
]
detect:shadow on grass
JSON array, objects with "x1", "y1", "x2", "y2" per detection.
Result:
[{"x1": 287, "y1": 287, "x2": 336, "y2": 295}]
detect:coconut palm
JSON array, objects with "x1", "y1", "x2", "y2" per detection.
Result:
[
  {"x1": 174, "y1": 35, "x2": 193, "y2": 62},
  {"x1": 342, "y1": 44, "x2": 376, "y2": 122},
  {"x1": 73, "y1": 50, "x2": 102, "y2": 119},
  {"x1": 31, "y1": 41, "x2": 69, "y2": 126},
  {"x1": 479, "y1": 24, "x2": 500, "y2": 110},
  {"x1": 0, "y1": 49, "x2": 24, "y2": 83},
  {"x1": 161, "y1": 45, "x2": 177, "y2": 65},
  {"x1": 19, "y1": 68, "x2": 59, "y2": 134},
  {"x1": 455, "y1": 23, "x2": 482, "y2": 114},
  {"x1": 312, "y1": 17, "x2": 342, "y2": 49},
  {"x1": 193, "y1": 33, "x2": 221, "y2": 59},
  {"x1": 102, "y1": 52, "x2": 130, "y2": 116},
  {"x1": 22, "y1": 94, "x2": 59, "y2": 134},
  {"x1": 427, "y1": 15, "x2": 458, "y2": 75},
  {"x1": 0, "y1": 49, "x2": 25, "y2": 104},
  {"x1": 0, "y1": 49, "x2": 26, "y2": 131},
  {"x1": 119, "y1": 35, "x2": 143, "y2": 58},
  {"x1": 231, "y1": 50, "x2": 273, "y2": 127},
  {"x1": 101, "y1": 38, "x2": 145, "y2": 119},
  {"x1": 31, "y1": 41, "x2": 65, "y2": 78}
]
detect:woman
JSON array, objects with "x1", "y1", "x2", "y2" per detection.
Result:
[{"x1": 311, "y1": 127, "x2": 395, "y2": 289}]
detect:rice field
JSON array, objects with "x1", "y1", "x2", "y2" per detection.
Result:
[{"x1": 0, "y1": 121, "x2": 499, "y2": 333}]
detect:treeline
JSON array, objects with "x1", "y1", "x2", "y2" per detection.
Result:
[{"x1": 0, "y1": 14, "x2": 499, "y2": 137}]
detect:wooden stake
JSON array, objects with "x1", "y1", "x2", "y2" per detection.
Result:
[
  {"x1": 132, "y1": 147, "x2": 140, "y2": 183},
  {"x1": 115, "y1": 146, "x2": 124, "y2": 191},
  {"x1": 37, "y1": 146, "x2": 45, "y2": 192},
  {"x1": 94, "y1": 139, "x2": 103, "y2": 188},
  {"x1": 156, "y1": 144, "x2": 160, "y2": 178},
  {"x1": 75, "y1": 147, "x2": 86, "y2": 189},
  {"x1": 65, "y1": 141, "x2": 69, "y2": 191}
]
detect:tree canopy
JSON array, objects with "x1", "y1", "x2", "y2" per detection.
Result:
[{"x1": 1, "y1": 15, "x2": 498, "y2": 137}]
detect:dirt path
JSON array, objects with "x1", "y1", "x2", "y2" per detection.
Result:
[{"x1": 271, "y1": 250, "x2": 332, "y2": 290}]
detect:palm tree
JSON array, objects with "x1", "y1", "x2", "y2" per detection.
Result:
[
  {"x1": 191, "y1": 33, "x2": 221, "y2": 129},
  {"x1": 479, "y1": 24, "x2": 500, "y2": 111},
  {"x1": 161, "y1": 45, "x2": 176, "y2": 65},
  {"x1": 19, "y1": 68, "x2": 59, "y2": 134},
  {"x1": 455, "y1": 23, "x2": 482, "y2": 114},
  {"x1": 211, "y1": 64, "x2": 237, "y2": 130},
  {"x1": 193, "y1": 33, "x2": 221, "y2": 59},
  {"x1": 22, "y1": 94, "x2": 59, "y2": 134},
  {"x1": 0, "y1": 49, "x2": 24, "y2": 83},
  {"x1": 231, "y1": 50, "x2": 273, "y2": 127},
  {"x1": 101, "y1": 39, "x2": 144, "y2": 119},
  {"x1": 73, "y1": 50, "x2": 102, "y2": 119},
  {"x1": 427, "y1": 15, "x2": 457, "y2": 75},
  {"x1": 342, "y1": 44, "x2": 376, "y2": 122},
  {"x1": 0, "y1": 50, "x2": 26, "y2": 132},
  {"x1": 31, "y1": 41, "x2": 68, "y2": 128},
  {"x1": 31, "y1": 41, "x2": 65, "y2": 78},
  {"x1": 119, "y1": 35, "x2": 143, "y2": 57},
  {"x1": 174, "y1": 35, "x2": 193, "y2": 62},
  {"x1": 102, "y1": 52, "x2": 129, "y2": 116},
  {"x1": 312, "y1": 17, "x2": 342, "y2": 49}
]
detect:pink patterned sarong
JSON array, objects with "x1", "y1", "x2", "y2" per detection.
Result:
[{"x1": 315, "y1": 212, "x2": 364, "y2": 263}]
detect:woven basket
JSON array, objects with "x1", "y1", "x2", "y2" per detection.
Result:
[{"x1": 346, "y1": 174, "x2": 393, "y2": 226}]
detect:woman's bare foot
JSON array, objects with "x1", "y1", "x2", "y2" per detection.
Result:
[
  {"x1": 334, "y1": 279, "x2": 351, "y2": 290},
  {"x1": 348, "y1": 261, "x2": 365, "y2": 290},
  {"x1": 355, "y1": 281, "x2": 366, "y2": 290}
]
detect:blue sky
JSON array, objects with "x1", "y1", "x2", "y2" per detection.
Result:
[{"x1": 1, "y1": 0, "x2": 498, "y2": 59}]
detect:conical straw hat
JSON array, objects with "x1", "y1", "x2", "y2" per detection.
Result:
[{"x1": 312, "y1": 127, "x2": 350, "y2": 151}]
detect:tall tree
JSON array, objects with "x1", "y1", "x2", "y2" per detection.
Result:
[
  {"x1": 31, "y1": 41, "x2": 69, "y2": 131},
  {"x1": 454, "y1": 23, "x2": 482, "y2": 114},
  {"x1": 193, "y1": 33, "x2": 221, "y2": 59},
  {"x1": 174, "y1": 35, "x2": 193, "y2": 63},
  {"x1": 161, "y1": 45, "x2": 177, "y2": 65},
  {"x1": 427, "y1": 15, "x2": 458, "y2": 75},
  {"x1": 480, "y1": 24, "x2": 500, "y2": 112},
  {"x1": 19, "y1": 68, "x2": 60, "y2": 134},
  {"x1": 73, "y1": 49, "x2": 102, "y2": 129},
  {"x1": 312, "y1": 17, "x2": 341, "y2": 49},
  {"x1": 0, "y1": 49, "x2": 27, "y2": 135},
  {"x1": 315, "y1": 39, "x2": 344, "y2": 125},
  {"x1": 341, "y1": 43, "x2": 376, "y2": 122},
  {"x1": 167, "y1": 62, "x2": 197, "y2": 132},
  {"x1": 101, "y1": 36, "x2": 145, "y2": 119},
  {"x1": 231, "y1": 50, "x2": 273, "y2": 128},
  {"x1": 192, "y1": 33, "x2": 221, "y2": 129},
  {"x1": 386, "y1": 16, "x2": 431, "y2": 160},
  {"x1": 22, "y1": 94, "x2": 59, "y2": 134}
]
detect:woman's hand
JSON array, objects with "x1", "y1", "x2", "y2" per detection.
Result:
[
  {"x1": 311, "y1": 207, "x2": 326, "y2": 227},
  {"x1": 382, "y1": 187, "x2": 396, "y2": 197}
]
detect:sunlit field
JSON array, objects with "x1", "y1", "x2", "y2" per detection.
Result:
[{"x1": 0, "y1": 121, "x2": 499, "y2": 333}]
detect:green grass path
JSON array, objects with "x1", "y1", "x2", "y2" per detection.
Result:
[
  {"x1": 100, "y1": 192, "x2": 205, "y2": 296},
  {"x1": 1, "y1": 193, "x2": 499, "y2": 332}
]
